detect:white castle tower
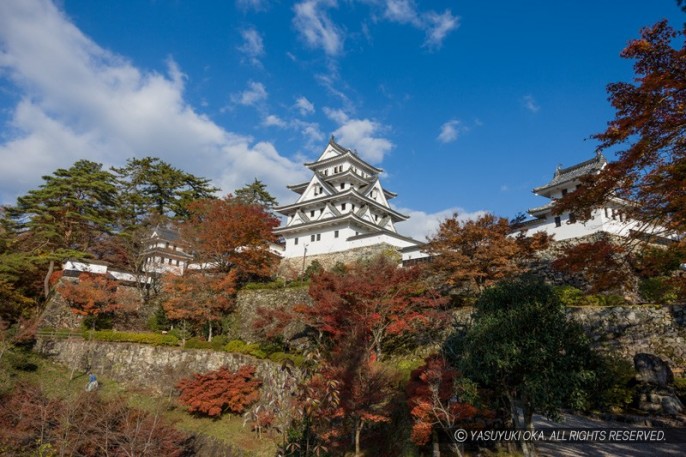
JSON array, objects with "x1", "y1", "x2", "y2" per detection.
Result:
[{"x1": 274, "y1": 136, "x2": 423, "y2": 260}]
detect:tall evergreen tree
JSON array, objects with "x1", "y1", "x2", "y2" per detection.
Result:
[
  {"x1": 9, "y1": 160, "x2": 119, "y2": 297},
  {"x1": 112, "y1": 157, "x2": 218, "y2": 222},
  {"x1": 234, "y1": 178, "x2": 278, "y2": 210}
]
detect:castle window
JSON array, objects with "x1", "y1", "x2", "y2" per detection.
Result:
[
  {"x1": 310, "y1": 210, "x2": 315, "y2": 217},
  {"x1": 311, "y1": 234, "x2": 315, "y2": 242},
  {"x1": 569, "y1": 213, "x2": 577, "y2": 224},
  {"x1": 175, "y1": 260, "x2": 179, "y2": 266},
  {"x1": 167, "y1": 258, "x2": 172, "y2": 264},
  {"x1": 165, "y1": 242, "x2": 169, "y2": 249},
  {"x1": 342, "y1": 203, "x2": 347, "y2": 210},
  {"x1": 334, "y1": 230, "x2": 339, "y2": 238},
  {"x1": 316, "y1": 234, "x2": 321, "y2": 241},
  {"x1": 561, "y1": 189, "x2": 568, "y2": 197},
  {"x1": 604, "y1": 207, "x2": 609, "y2": 218},
  {"x1": 294, "y1": 237, "x2": 298, "y2": 245},
  {"x1": 554, "y1": 216, "x2": 561, "y2": 227},
  {"x1": 340, "y1": 183, "x2": 345, "y2": 189}
]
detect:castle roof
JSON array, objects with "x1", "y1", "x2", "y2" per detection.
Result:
[
  {"x1": 533, "y1": 152, "x2": 607, "y2": 195},
  {"x1": 275, "y1": 187, "x2": 408, "y2": 222}
]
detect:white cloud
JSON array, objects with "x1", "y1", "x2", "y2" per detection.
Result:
[
  {"x1": 324, "y1": 107, "x2": 393, "y2": 163},
  {"x1": 383, "y1": 0, "x2": 420, "y2": 25},
  {"x1": 232, "y1": 81, "x2": 268, "y2": 106},
  {"x1": 395, "y1": 206, "x2": 488, "y2": 241},
  {"x1": 263, "y1": 114, "x2": 287, "y2": 128},
  {"x1": 437, "y1": 119, "x2": 461, "y2": 143},
  {"x1": 423, "y1": 10, "x2": 459, "y2": 50},
  {"x1": 0, "y1": 0, "x2": 306, "y2": 204},
  {"x1": 522, "y1": 94, "x2": 540, "y2": 113},
  {"x1": 236, "y1": 0, "x2": 269, "y2": 12},
  {"x1": 237, "y1": 28, "x2": 264, "y2": 66},
  {"x1": 294, "y1": 96, "x2": 315, "y2": 115},
  {"x1": 293, "y1": 0, "x2": 344, "y2": 56},
  {"x1": 379, "y1": 1, "x2": 459, "y2": 49}
]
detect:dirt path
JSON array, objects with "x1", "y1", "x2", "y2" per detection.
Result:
[{"x1": 534, "y1": 414, "x2": 684, "y2": 456}]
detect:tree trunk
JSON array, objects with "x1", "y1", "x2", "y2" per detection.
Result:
[
  {"x1": 355, "y1": 418, "x2": 363, "y2": 456},
  {"x1": 44, "y1": 260, "x2": 54, "y2": 299},
  {"x1": 432, "y1": 429, "x2": 441, "y2": 457},
  {"x1": 208, "y1": 321, "x2": 213, "y2": 342},
  {"x1": 509, "y1": 396, "x2": 537, "y2": 457}
]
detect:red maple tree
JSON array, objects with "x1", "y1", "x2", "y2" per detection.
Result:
[
  {"x1": 406, "y1": 355, "x2": 493, "y2": 455},
  {"x1": 177, "y1": 365, "x2": 262, "y2": 417},
  {"x1": 181, "y1": 195, "x2": 280, "y2": 279},
  {"x1": 58, "y1": 273, "x2": 137, "y2": 328},
  {"x1": 297, "y1": 256, "x2": 448, "y2": 359},
  {"x1": 162, "y1": 269, "x2": 237, "y2": 341},
  {"x1": 555, "y1": 20, "x2": 686, "y2": 236},
  {"x1": 551, "y1": 239, "x2": 629, "y2": 293},
  {"x1": 426, "y1": 213, "x2": 551, "y2": 300}
]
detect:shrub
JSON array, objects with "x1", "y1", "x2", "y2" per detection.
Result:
[
  {"x1": 674, "y1": 378, "x2": 686, "y2": 402},
  {"x1": 177, "y1": 365, "x2": 262, "y2": 417},
  {"x1": 242, "y1": 279, "x2": 307, "y2": 290},
  {"x1": 639, "y1": 277, "x2": 678, "y2": 304},
  {"x1": 87, "y1": 330, "x2": 179, "y2": 346},
  {"x1": 554, "y1": 285, "x2": 584, "y2": 307},
  {"x1": 580, "y1": 294, "x2": 627, "y2": 307},
  {"x1": 184, "y1": 337, "x2": 213, "y2": 350},
  {"x1": 243, "y1": 343, "x2": 267, "y2": 359},
  {"x1": 223, "y1": 340, "x2": 267, "y2": 359},
  {"x1": 589, "y1": 357, "x2": 636, "y2": 413},
  {"x1": 267, "y1": 351, "x2": 305, "y2": 367},
  {"x1": 224, "y1": 339, "x2": 248, "y2": 353}
]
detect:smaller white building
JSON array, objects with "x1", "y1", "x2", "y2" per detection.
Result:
[
  {"x1": 142, "y1": 226, "x2": 193, "y2": 275},
  {"x1": 517, "y1": 152, "x2": 652, "y2": 241}
]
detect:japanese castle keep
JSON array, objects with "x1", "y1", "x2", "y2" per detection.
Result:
[{"x1": 274, "y1": 137, "x2": 424, "y2": 266}]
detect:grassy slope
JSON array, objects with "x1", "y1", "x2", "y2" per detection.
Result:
[{"x1": 3, "y1": 348, "x2": 279, "y2": 457}]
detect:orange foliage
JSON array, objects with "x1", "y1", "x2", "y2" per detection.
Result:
[
  {"x1": 177, "y1": 365, "x2": 262, "y2": 417},
  {"x1": 552, "y1": 239, "x2": 628, "y2": 293},
  {"x1": 301, "y1": 256, "x2": 448, "y2": 358},
  {"x1": 162, "y1": 270, "x2": 237, "y2": 332},
  {"x1": 58, "y1": 273, "x2": 131, "y2": 318},
  {"x1": 426, "y1": 213, "x2": 551, "y2": 296},
  {"x1": 555, "y1": 20, "x2": 686, "y2": 235},
  {"x1": 182, "y1": 195, "x2": 280, "y2": 279}
]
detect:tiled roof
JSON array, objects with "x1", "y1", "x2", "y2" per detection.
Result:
[
  {"x1": 151, "y1": 226, "x2": 181, "y2": 242},
  {"x1": 533, "y1": 152, "x2": 607, "y2": 194}
]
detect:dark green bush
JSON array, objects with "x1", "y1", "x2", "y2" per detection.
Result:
[
  {"x1": 639, "y1": 277, "x2": 678, "y2": 304},
  {"x1": 589, "y1": 356, "x2": 636, "y2": 413}
]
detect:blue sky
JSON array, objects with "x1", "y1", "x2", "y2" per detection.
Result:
[{"x1": 0, "y1": 0, "x2": 683, "y2": 240}]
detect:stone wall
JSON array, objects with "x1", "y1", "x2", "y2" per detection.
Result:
[
  {"x1": 277, "y1": 243, "x2": 401, "y2": 278},
  {"x1": 569, "y1": 305, "x2": 686, "y2": 374},
  {"x1": 232, "y1": 286, "x2": 312, "y2": 342},
  {"x1": 452, "y1": 304, "x2": 686, "y2": 374},
  {"x1": 35, "y1": 338, "x2": 301, "y2": 398}
]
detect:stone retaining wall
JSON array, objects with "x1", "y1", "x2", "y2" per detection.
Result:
[{"x1": 35, "y1": 339, "x2": 301, "y2": 398}]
